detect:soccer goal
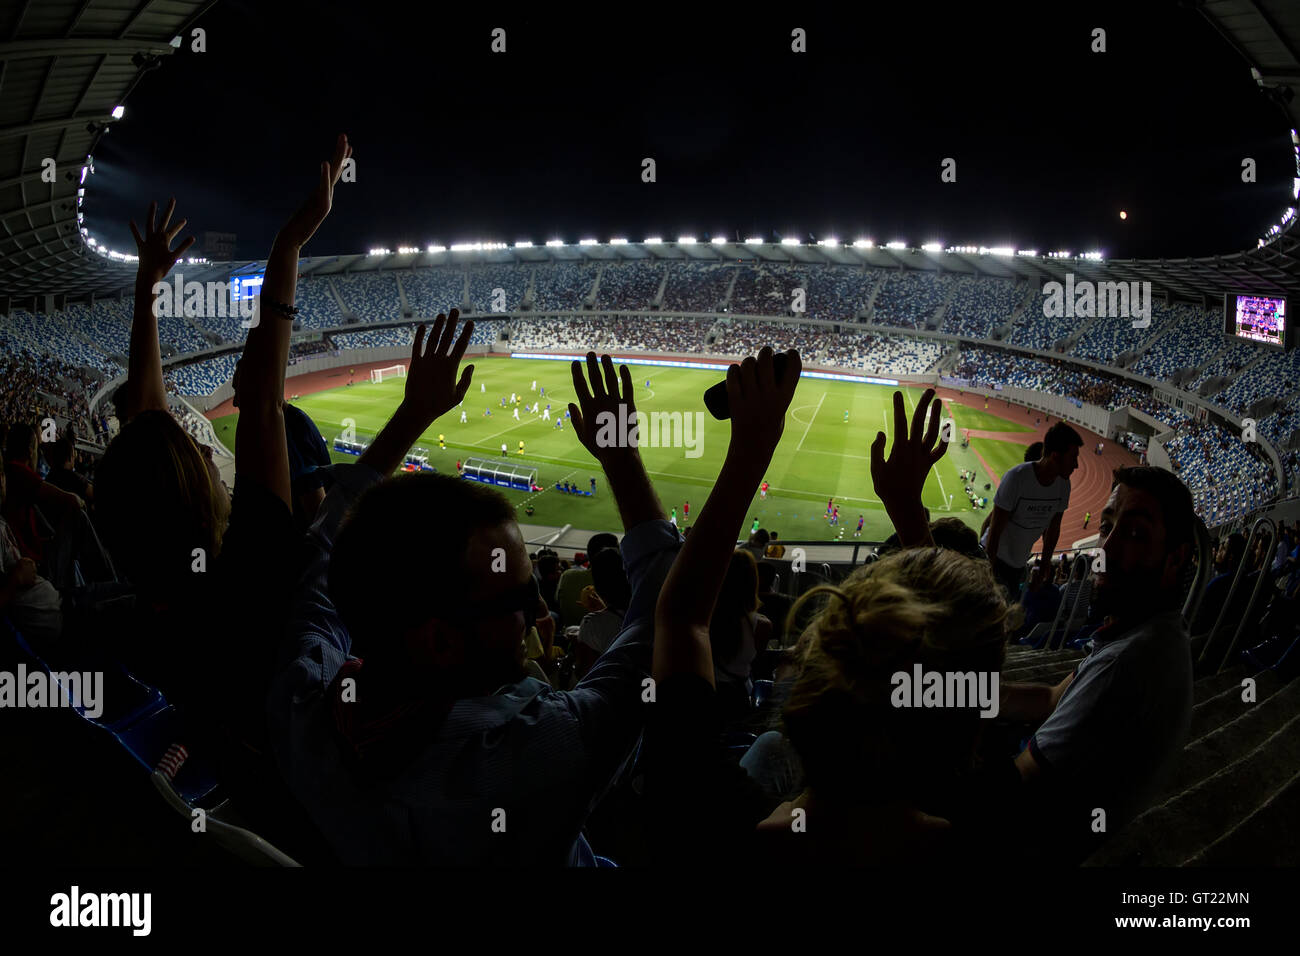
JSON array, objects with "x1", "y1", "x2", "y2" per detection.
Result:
[{"x1": 370, "y1": 364, "x2": 407, "y2": 384}]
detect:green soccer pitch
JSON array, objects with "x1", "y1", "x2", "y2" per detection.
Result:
[{"x1": 209, "y1": 357, "x2": 1034, "y2": 542}]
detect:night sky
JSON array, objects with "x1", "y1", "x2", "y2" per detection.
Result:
[{"x1": 83, "y1": 0, "x2": 1297, "y2": 264}]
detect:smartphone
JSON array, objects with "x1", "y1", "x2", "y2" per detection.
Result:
[{"x1": 703, "y1": 351, "x2": 791, "y2": 420}]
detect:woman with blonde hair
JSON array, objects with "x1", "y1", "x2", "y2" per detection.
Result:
[{"x1": 644, "y1": 367, "x2": 1014, "y2": 864}]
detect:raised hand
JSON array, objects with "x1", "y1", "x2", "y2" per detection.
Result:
[
  {"x1": 569, "y1": 353, "x2": 639, "y2": 466},
  {"x1": 725, "y1": 347, "x2": 801, "y2": 461},
  {"x1": 870, "y1": 388, "x2": 947, "y2": 540},
  {"x1": 399, "y1": 309, "x2": 475, "y2": 428},
  {"x1": 279, "y1": 133, "x2": 352, "y2": 249},
  {"x1": 129, "y1": 198, "x2": 194, "y2": 282}
]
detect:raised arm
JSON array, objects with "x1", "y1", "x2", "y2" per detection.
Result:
[
  {"x1": 653, "y1": 348, "x2": 801, "y2": 685},
  {"x1": 125, "y1": 199, "x2": 195, "y2": 421},
  {"x1": 238, "y1": 133, "x2": 353, "y2": 510},
  {"x1": 870, "y1": 388, "x2": 948, "y2": 548},
  {"x1": 357, "y1": 311, "x2": 474, "y2": 477},
  {"x1": 569, "y1": 353, "x2": 666, "y2": 533}
]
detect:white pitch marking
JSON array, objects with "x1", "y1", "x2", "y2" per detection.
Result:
[{"x1": 796, "y1": 391, "x2": 826, "y2": 451}]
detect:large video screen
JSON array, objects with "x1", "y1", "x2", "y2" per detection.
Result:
[
  {"x1": 1225, "y1": 292, "x2": 1287, "y2": 348},
  {"x1": 230, "y1": 273, "x2": 265, "y2": 301}
]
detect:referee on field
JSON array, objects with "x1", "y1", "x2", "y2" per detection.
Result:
[{"x1": 981, "y1": 422, "x2": 1083, "y2": 602}]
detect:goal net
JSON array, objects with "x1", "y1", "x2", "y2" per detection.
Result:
[{"x1": 370, "y1": 364, "x2": 407, "y2": 384}]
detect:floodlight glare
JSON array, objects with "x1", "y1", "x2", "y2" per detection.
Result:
[
  {"x1": 780, "y1": 237, "x2": 800, "y2": 246},
  {"x1": 853, "y1": 239, "x2": 873, "y2": 249},
  {"x1": 610, "y1": 238, "x2": 628, "y2": 245},
  {"x1": 885, "y1": 241, "x2": 906, "y2": 250},
  {"x1": 677, "y1": 236, "x2": 697, "y2": 245},
  {"x1": 921, "y1": 242, "x2": 942, "y2": 252},
  {"x1": 644, "y1": 237, "x2": 663, "y2": 245},
  {"x1": 579, "y1": 238, "x2": 598, "y2": 246},
  {"x1": 111, "y1": 105, "x2": 125, "y2": 119},
  {"x1": 513, "y1": 241, "x2": 533, "y2": 249},
  {"x1": 818, "y1": 238, "x2": 839, "y2": 247},
  {"x1": 744, "y1": 236, "x2": 764, "y2": 244},
  {"x1": 711, "y1": 236, "x2": 727, "y2": 245}
]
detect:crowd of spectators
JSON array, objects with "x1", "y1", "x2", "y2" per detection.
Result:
[
  {"x1": 944, "y1": 275, "x2": 1024, "y2": 339},
  {"x1": 596, "y1": 261, "x2": 665, "y2": 311},
  {"x1": 4, "y1": 145, "x2": 1295, "y2": 875},
  {"x1": 661, "y1": 261, "x2": 732, "y2": 313},
  {"x1": 338, "y1": 273, "x2": 403, "y2": 324},
  {"x1": 871, "y1": 269, "x2": 951, "y2": 328}
]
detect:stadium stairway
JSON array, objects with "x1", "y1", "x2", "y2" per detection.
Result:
[{"x1": 1084, "y1": 667, "x2": 1300, "y2": 865}]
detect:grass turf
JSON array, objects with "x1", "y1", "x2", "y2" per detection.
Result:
[{"x1": 209, "y1": 358, "x2": 1037, "y2": 542}]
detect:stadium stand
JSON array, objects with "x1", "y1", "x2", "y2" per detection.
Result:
[
  {"x1": 805, "y1": 265, "x2": 878, "y2": 322},
  {"x1": 403, "y1": 267, "x2": 467, "y2": 317},
  {"x1": 467, "y1": 264, "x2": 527, "y2": 314},
  {"x1": 871, "y1": 269, "x2": 951, "y2": 328},
  {"x1": 945, "y1": 275, "x2": 1023, "y2": 339},
  {"x1": 596, "y1": 261, "x2": 664, "y2": 311},
  {"x1": 337, "y1": 272, "x2": 403, "y2": 324},
  {"x1": 661, "y1": 261, "x2": 732, "y2": 313}
]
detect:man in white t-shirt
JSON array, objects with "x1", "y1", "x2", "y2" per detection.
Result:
[{"x1": 980, "y1": 422, "x2": 1082, "y2": 601}]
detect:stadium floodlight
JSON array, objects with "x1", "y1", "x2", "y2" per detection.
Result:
[
  {"x1": 644, "y1": 236, "x2": 663, "y2": 245},
  {"x1": 1082, "y1": 250, "x2": 1103, "y2": 260},
  {"x1": 744, "y1": 236, "x2": 764, "y2": 244},
  {"x1": 111, "y1": 105, "x2": 125, "y2": 119},
  {"x1": 1016, "y1": 249, "x2": 1038, "y2": 257},
  {"x1": 885, "y1": 241, "x2": 906, "y2": 250},
  {"x1": 610, "y1": 237, "x2": 628, "y2": 245},
  {"x1": 921, "y1": 242, "x2": 942, "y2": 252},
  {"x1": 426, "y1": 244, "x2": 446, "y2": 253},
  {"x1": 367, "y1": 247, "x2": 391, "y2": 256},
  {"x1": 579, "y1": 238, "x2": 598, "y2": 246},
  {"x1": 677, "y1": 236, "x2": 697, "y2": 245},
  {"x1": 513, "y1": 241, "x2": 533, "y2": 249},
  {"x1": 982, "y1": 246, "x2": 1015, "y2": 256},
  {"x1": 781, "y1": 237, "x2": 800, "y2": 246},
  {"x1": 79, "y1": 165, "x2": 88, "y2": 185},
  {"x1": 545, "y1": 239, "x2": 565, "y2": 247},
  {"x1": 711, "y1": 236, "x2": 727, "y2": 245},
  {"x1": 853, "y1": 239, "x2": 873, "y2": 249},
  {"x1": 817, "y1": 238, "x2": 839, "y2": 247},
  {"x1": 397, "y1": 245, "x2": 419, "y2": 254}
]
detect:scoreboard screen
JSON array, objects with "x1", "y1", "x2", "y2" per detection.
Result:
[
  {"x1": 1225, "y1": 292, "x2": 1287, "y2": 348},
  {"x1": 230, "y1": 273, "x2": 265, "y2": 301}
]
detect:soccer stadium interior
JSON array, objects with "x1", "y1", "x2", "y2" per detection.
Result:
[{"x1": 4, "y1": 0, "x2": 1300, "y2": 913}]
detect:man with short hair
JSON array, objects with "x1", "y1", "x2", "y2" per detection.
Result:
[
  {"x1": 980, "y1": 422, "x2": 1082, "y2": 601},
  {"x1": 996, "y1": 466, "x2": 1195, "y2": 862},
  {"x1": 271, "y1": 344, "x2": 677, "y2": 865}
]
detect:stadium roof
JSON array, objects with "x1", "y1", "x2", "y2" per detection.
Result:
[
  {"x1": 3, "y1": 0, "x2": 1300, "y2": 306},
  {"x1": 0, "y1": 0, "x2": 214, "y2": 298},
  {"x1": 1200, "y1": 0, "x2": 1300, "y2": 130}
]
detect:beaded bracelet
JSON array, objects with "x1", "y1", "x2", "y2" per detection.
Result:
[{"x1": 264, "y1": 297, "x2": 299, "y2": 317}]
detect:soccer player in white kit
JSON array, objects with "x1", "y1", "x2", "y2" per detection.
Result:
[
  {"x1": 460, "y1": 410, "x2": 467, "y2": 423},
  {"x1": 513, "y1": 407, "x2": 520, "y2": 421}
]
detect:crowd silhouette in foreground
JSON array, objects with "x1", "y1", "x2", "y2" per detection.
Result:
[{"x1": 6, "y1": 133, "x2": 1293, "y2": 866}]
